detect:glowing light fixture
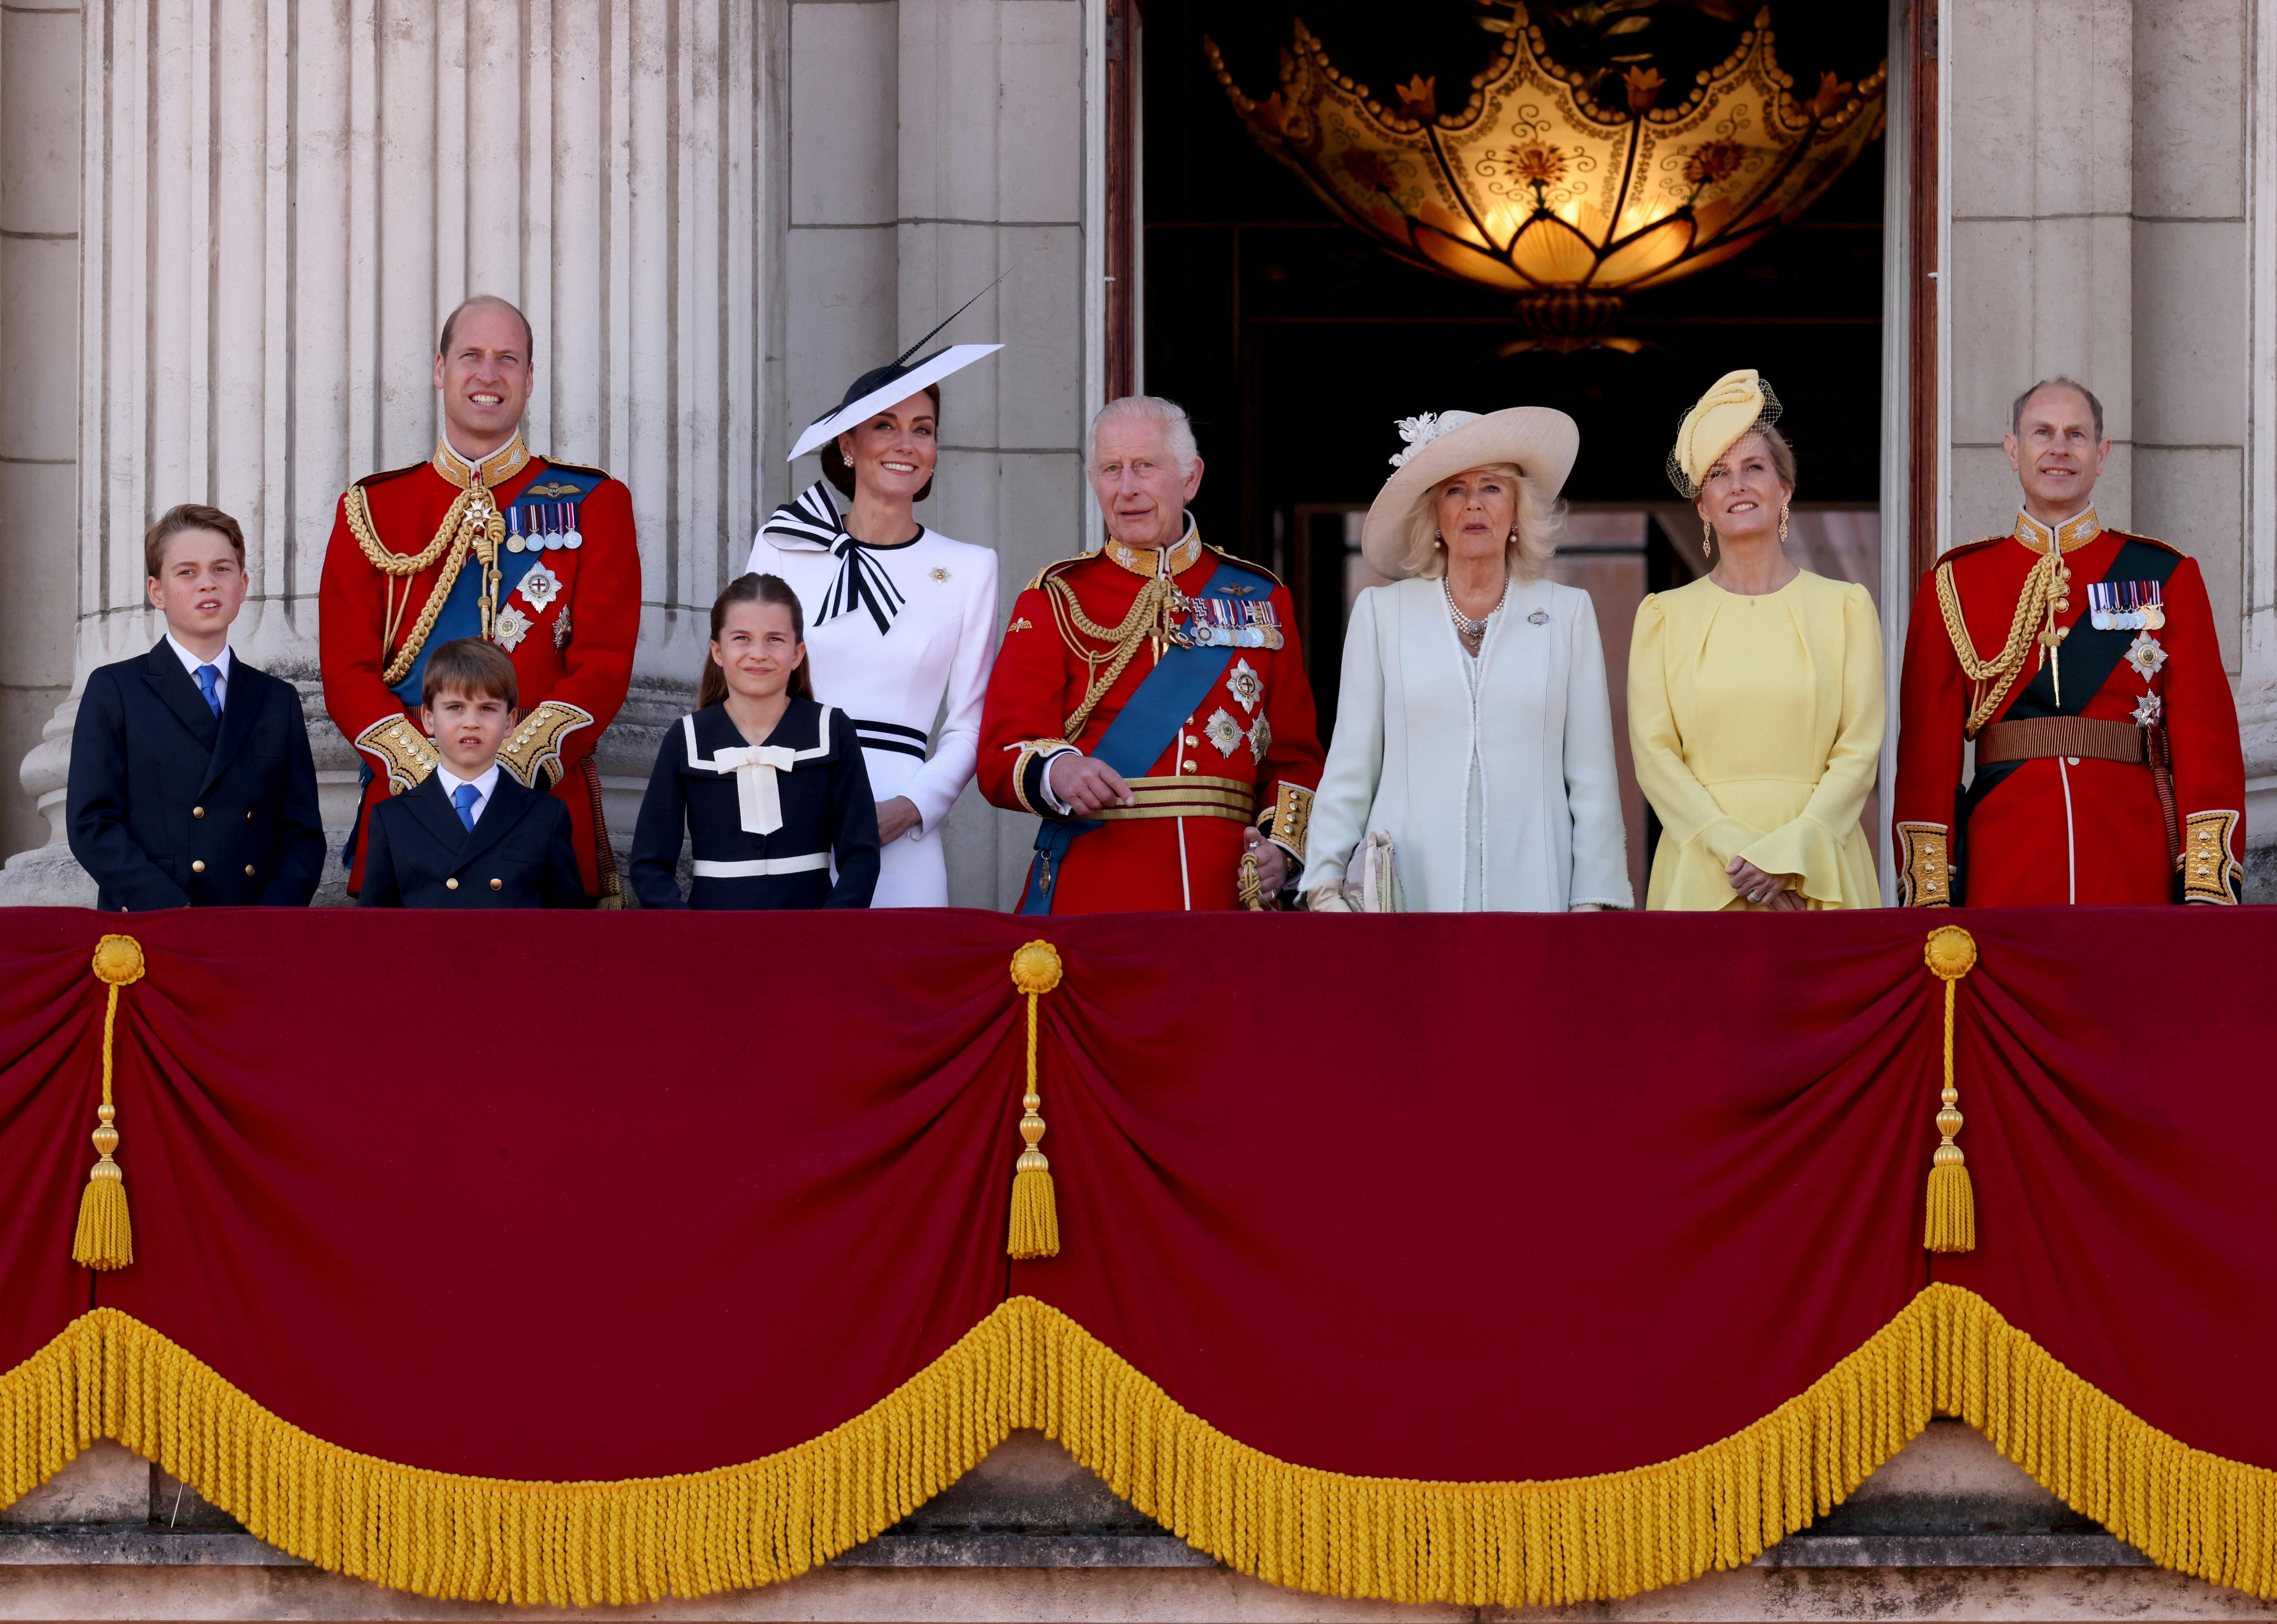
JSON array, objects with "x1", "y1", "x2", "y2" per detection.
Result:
[{"x1": 1206, "y1": 6, "x2": 1886, "y2": 352}]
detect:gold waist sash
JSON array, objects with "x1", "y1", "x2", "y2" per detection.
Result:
[{"x1": 1089, "y1": 774, "x2": 1256, "y2": 824}]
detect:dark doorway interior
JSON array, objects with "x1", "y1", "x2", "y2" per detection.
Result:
[{"x1": 1144, "y1": 0, "x2": 1892, "y2": 707}]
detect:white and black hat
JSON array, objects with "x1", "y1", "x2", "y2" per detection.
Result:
[{"x1": 788, "y1": 288, "x2": 1004, "y2": 463}]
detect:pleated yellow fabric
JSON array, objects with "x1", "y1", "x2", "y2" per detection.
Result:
[{"x1": 1, "y1": 1288, "x2": 2272, "y2": 1607}]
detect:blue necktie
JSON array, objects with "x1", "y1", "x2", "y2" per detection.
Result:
[
  {"x1": 194, "y1": 664, "x2": 222, "y2": 717},
  {"x1": 452, "y1": 782, "x2": 480, "y2": 832}
]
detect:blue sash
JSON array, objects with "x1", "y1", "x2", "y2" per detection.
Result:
[
  {"x1": 1017, "y1": 554, "x2": 1271, "y2": 915},
  {"x1": 385, "y1": 466, "x2": 606, "y2": 706}
]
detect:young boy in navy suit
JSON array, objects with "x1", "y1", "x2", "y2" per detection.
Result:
[
  {"x1": 357, "y1": 638, "x2": 584, "y2": 908},
  {"x1": 68, "y1": 504, "x2": 326, "y2": 910}
]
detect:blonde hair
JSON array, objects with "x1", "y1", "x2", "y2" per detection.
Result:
[{"x1": 1399, "y1": 463, "x2": 1564, "y2": 582}]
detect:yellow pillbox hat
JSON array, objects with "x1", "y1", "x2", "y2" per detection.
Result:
[{"x1": 1668, "y1": 369, "x2": 1782, "y2": 496}]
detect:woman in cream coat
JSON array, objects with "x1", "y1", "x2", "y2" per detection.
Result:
[{"x1": 1307, "y1": 408, "x2": 1631, "y2": 913}]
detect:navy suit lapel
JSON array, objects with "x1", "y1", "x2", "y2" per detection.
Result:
[
  {"x1": 142, "y1": 643, "x2": 220, "y2": 751},
  {"x1": 404, "y1": 772, "x2": 471, "y2": 854},
  {"x1": 198, "y1": 663, "x2": 262, "y2": 795},
  {"x1": 454, "y1": 772, "x2": 533, "y2": 872}
]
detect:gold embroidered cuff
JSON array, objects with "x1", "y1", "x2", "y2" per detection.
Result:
[
  {"x1": 1260, "y1": 781, "x2": 1314, "y2": 865},
  {"x1": 498, "y1": 700, "x2": 594, "y2": 789},
  {"x1": 353, "y1": 715, "x2": 440, "y2": 795},
  {"x1": 1010, "y1": 738, "x2": 1074, "y2": 816},
  {"x1": 2181, "y1": 809, "x2": 2242, "y2": 905},
  {"x1": 1896, "y1": 822, "x2": 1953, "y2": 907}
]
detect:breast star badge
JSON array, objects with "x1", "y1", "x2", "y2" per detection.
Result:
[
  {"x1": 1226, "y1": 658, "x2": 1264, "y2": 714},
  {"x1": 1204, "y1": 709, "x2": 1244, "y2": 757},
  {"x1": 2125, "y1": 633, "x2": 2167, "y2": 682},
  {"x1": 2132, "y1": 690, "x2": 2163, "y2": 727}
]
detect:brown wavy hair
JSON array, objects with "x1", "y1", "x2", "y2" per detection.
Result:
[{"x1": 698, "y1": 573, "x2": 813, "y2": 709}]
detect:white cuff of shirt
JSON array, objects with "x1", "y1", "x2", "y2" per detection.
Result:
[{"x1": 1039, "y1": 748, "x2": 1079, "y2": 817}]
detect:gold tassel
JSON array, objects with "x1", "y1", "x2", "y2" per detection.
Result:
[
  {"x1": 1922, "y1": 925, "x2": 1978, "y2": 1253},
  {"x1": 1006, "y1": 940, "x2": 1064, "y2": 1260},
  {"x1": 73, "y1": 934, "x2": 147, "y2": 1271}
]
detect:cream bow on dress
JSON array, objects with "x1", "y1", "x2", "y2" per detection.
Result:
[{"x1": 710, "y1": 744, "x2": 800, "y2": 835}]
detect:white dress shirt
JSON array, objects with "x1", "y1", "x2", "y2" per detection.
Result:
[
  {"x1": 434, "y1": 762, "x2": 502, "y2": 827},
  {"x1": 165, "y1": 635, "x2": 233, "y2": 712}
]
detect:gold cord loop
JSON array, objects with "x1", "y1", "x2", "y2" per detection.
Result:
[
  {"x1": 1006, "y1": 940, "x2": 1064, "y2": 1260},
  {"x1": 73, "y1": 934, "x2": 146, "y2": 1270},
  {"x1": 1922, "y1": 926, "x2": 1979, "y2": 1253}
]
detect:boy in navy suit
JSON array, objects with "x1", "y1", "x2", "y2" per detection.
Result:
[
  {"x1": 68, "y1": 504, "x2": 326, "y2": 910},
  {"x1": 357, "y1": 638, "x2": 584, "y2": 908}
]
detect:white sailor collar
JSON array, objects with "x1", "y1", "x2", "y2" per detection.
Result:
[{"x1": 682, "y1": 698, "x2": 838, "y2": 768}]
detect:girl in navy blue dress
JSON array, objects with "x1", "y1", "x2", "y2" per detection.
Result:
[{"x1": 631, "y1": 573, "x2": 881, "y2": 908}]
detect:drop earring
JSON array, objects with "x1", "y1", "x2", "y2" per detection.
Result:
[
  {"x1": 1778, "y1": 505, "x2": 1790, "y2": 546},
  {"x1": 1702, "y1": 519, "x2": 1714, "y2": 562}
]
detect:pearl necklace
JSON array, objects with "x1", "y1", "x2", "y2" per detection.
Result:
[{"x1": 1443, "y1": 573, "x2": 1506, "y2": 647}]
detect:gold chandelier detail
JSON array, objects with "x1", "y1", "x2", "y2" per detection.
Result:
[{"x1": 1206, "y1": 6, "x2": 1886, "y2": 352}]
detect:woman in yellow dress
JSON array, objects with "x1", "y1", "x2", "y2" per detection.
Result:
[{"x1": 1628, "y1": 370, "x2": 1884, "y2": 911}]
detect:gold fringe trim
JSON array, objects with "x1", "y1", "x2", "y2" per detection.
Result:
[{"x1": 2, "y1": 1287, "x2": 2273, "y2": 1607}]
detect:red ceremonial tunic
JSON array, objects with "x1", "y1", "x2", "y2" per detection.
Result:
[
  {"x1": 979, "y1": 528, "x2": 1325, "y2": 912},
  {"x1": 318, "y1": 436, "x2": 640, "y2": 898},
  {"x1": 1893, "y1": 507, "x2": 2244, "y2": 907}
]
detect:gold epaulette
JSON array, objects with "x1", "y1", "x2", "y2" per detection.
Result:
[
  {"x1": 2100, "y1": 528, "x2": 2185, "y2": 557},
  {"x1": 352, "y1": 462, "x2": 427, "y2": 493},
  {"x1": 538, "y1": 459, "x2": 611, "y2": 482},
  {"x1": 1023, "y1": 554, "x2": 1092, "y2": 592},
  {"x1": 1204, "y1": 544, "x2": 1286, "y2": 589}
]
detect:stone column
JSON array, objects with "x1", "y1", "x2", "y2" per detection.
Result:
[
  {"x1": 0, "y1": 2, "x2": 84, "y2": 888},
  {"x1": 785, "y1": 0, "x2": 1091, "y2": 909},
  {"x1": 0, "y1": 0, "x2": 781, "y2": 905}
]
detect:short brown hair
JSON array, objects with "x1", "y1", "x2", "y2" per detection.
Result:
[
  {"x1": 438, "y1": 294, "x2": 534, "y2": 359},
  {"x1": 421, "y1": 638, "x2": 519, "y2": 710},
  {"x1": 144, "y1": 504, "x2": 246, "y2": 580},
  {"x1": 2011, "y1": 376, "x2": 2104, "y2": 440}
]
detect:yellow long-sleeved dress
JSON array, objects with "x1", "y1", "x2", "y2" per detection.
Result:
[{"x1": 1627, "y1": 571, "x2": 1885, "y2": 911}]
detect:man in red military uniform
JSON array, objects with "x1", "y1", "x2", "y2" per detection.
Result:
[
  {"x1": 981, "y1": 395, "x2": 1323, "y2": 912},
  {"x1": 320, "y1": 296, "x2": 640, "y2": 901},
  {"x1": 1894, "y1": 376, "x2": 2244, "y2": 906}
]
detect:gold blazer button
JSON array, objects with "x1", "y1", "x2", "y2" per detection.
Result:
[
  {"x1": 190, "y1": 859, "x2": 205, "y2": 873},
  {"x1": 490, "y1": 878, "x2": 503, "y2": 890},
  {"x1": 446, "y1": 877, "x2": 459, "y2": 890},
  {"x1": 191, "y1": 805, "x2": 205, "y2": 818},
  {"x1": 244, "y1": 865, "x2": 256, "y2": 877}
]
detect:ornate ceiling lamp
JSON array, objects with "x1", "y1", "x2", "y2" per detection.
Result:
[{"x1": 1205, "y1": 6, "x2": 1886, "y2": 352}]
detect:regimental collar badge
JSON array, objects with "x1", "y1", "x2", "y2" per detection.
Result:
[
  {"x1": 433, "y1": 433, "x2": 532, "y2": 491},
  {"x1": 2013, "y1": 505, "x2": 2100, "y2": 555},
  {"x1": 1106, "y1": 520, "x2": 1203, "y2": 580}
]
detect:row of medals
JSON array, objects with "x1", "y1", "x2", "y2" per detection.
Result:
[
  {"x1": 2087, "y1": 579, "x2": 2163, "y2": 631},
  {"x1": 501, "y1": 502, "x2": 584, "y2": 553}
]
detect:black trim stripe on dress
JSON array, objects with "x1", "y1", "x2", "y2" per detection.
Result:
[{"x1": 853, "y1": 717, "x2": 929, "y2": 760}]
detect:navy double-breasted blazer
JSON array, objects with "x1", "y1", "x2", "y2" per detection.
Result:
[
  {"x1": 67, "y1": 641, "x2": 327, "y2": 911},
  {"x1": 356, "y1": 769, "x2": 585, "y2": 909}
]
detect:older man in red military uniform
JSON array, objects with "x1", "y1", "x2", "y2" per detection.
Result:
[
  {"x1": 1894, "y1": 376, "x2": 2244, "y2": 906},
  {"x1": 981, "y1": 395, "x2": 1323, "y2": 913},
  {"x1": 319, "y1": 295, "x2": 640, "y2": 902}
]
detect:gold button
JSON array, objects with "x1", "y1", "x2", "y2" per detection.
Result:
[
  {"x1": 190, "y1": 860, "x2": 205, "y2": 873},
  {"x1": 1182, "y1": 761, "x2": 1197, "y2": 773},
  {"x1": 446, "y1": 878, "x2": 459, "y2": 890},
  {"x1": 490, "y1": 878, "x2": 503, "y2": 890},
  {"x1": 191, "y1": 805, "x2": 205, "y2": 818},
  {"x1": 1184, "y1": 735, "x2": 1199, "y2": 747}
]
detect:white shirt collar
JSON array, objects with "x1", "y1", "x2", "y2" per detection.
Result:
[
  {"x1": 164, "y1": 634, "x2": 232, "y2": 682},
  {"x1": 434, "y1": 761, "x2": 502, "y2": 819}
]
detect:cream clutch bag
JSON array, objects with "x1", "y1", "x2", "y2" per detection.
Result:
[{"x1": 1344, "y1": 831, "x2": 1404, "y2": 913}]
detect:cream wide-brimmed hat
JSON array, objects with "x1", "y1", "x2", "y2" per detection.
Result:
[{"x1": 1358, "y1": 407, "x2": 1580, "y2": 578}]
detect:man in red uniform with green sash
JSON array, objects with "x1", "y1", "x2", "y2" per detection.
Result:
[
  {"x1": 980, "y1": 396, "x2": 1323, "y2": 912},
  {"x1": 319, "y1": 296, "x2": 640, "y2": 902},
  {"x1": 1894, "y1": 377, "x2": 2244, "y2": 906}
]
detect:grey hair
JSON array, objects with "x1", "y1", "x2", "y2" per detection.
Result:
[
  {"x1": 1399, "y1": 463, "x2": 1565, "y2": 583},
  {"x1": 1086, "y1": 394, "x2": 1200, "y2": 476},
  {"x1": 2011, "y1": 376, "x2": 2104, "y2": 439}
]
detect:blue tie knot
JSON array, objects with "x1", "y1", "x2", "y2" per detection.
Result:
[
  {"x1": 194, "y1": 664, "x2": 222, "y2": 716},
  {"x1": 452, "y1": 781, "x2": 480, "y2": 831}
]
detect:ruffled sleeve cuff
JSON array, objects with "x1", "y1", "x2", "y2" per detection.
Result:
[{"x1": 1739, "y1": 817, "x2": 1851, "y2": 907}]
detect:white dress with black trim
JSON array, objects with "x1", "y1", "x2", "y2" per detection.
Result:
[
  {"x1": 628, "y1": 698, "x2": 881, "y2": 910},
  {"x1": 747, "y1": 481, "x2": 1000, "y2": 908}
]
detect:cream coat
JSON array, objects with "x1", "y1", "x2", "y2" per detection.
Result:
[{"x1": 1308, "y1": 576, "x2": 1632, "y2": 912}]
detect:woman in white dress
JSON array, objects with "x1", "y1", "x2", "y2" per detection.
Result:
[
  {"x1": 1305, "y1": 408, "x2": 1631, "y2": 913},
  {"x1": 749, "y1": 344, "x2": 1003, "y2": 907}
]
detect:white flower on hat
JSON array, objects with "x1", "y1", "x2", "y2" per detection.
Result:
[{"x1": 1388, "y1": 410, "x2": 1483, "y2": 469}]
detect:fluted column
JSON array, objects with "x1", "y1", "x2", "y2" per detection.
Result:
[{"x1": 0, "y1": 0, "x2": 781, "y2": 903}]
